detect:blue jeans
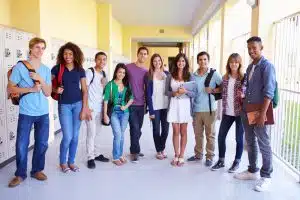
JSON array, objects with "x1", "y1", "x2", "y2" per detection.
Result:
[
  {"x1": 241, "y1": 111, "x2": 273, "y2": 178},
  {"x1": 111, "y1": 110, "x2": 129, "y2": 160},
  {"x1": 58, "y1": 101, "x2": 82, "y2": 164},
  {"x1": 218, "y1": 115, "x2": 244, "y2": 161},
  {"x1": 151, "y1": 109, "x2": 169, "y2": 152},
  {"x1": 15, "y1": 114, "x2": 49, "y2": 179},
  {"x1": 129, "y1": 105, "x2": 145, "y2": 154}
]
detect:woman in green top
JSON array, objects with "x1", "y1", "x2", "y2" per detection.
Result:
[{"x1": 103, "y1": 63, "x2": 134, "y2": 166}]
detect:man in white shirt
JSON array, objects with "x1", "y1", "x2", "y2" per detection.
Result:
[{"x1": 85, "y1": 52, "x2": 109, "y2": 169}]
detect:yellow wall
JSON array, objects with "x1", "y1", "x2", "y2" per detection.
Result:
[
  {"x1": 123, "y1": 26, "x2": 192, "y2": 60},
  {"x1": 144, "y1": 47, "x2": 179, "y2": 69},
  {"x1": 97, "y1": 3, "x2": 112, "y2": 51},
  {"x1": 10, "y1": 0, "x2": 40, "y2": 34},
  {"x1": 112, "y1": 17, "x2": 123, "y2": 55},
  {"x1": 0, "y1": 0, "x2": 11, "y2": 26},
  {"x1": 40, "y1": 0, "x2": 98, "y2": 48}
]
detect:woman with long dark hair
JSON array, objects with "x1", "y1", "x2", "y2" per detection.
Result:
[
  {"x1": 211, "y1": 53, "x2": 245, "y2": 172},
  {"x1": 165, "y1": 53, "x2": 195, "y2": 166},
  {"x1": 103, "y1": 63, "x2": 134, "y2": 166},
  {"x1": 146, "y1": 54, "x2": 170, "y2": 160},
  {"x1": 51, "y1": 42, "x2": 90, "y2": 173}
]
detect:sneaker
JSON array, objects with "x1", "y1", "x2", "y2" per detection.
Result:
[
  {"x1": 254, "y1": 177, "x2": 271, "y2": 192},
  {"x1": 95, "y1": 154, "x2": 109, "y2": 162},
  {"x1": 131, "y1": 154, "x2": 139, "y2": 163},
  {"x1": 211, "y1": 160, "x2": 225, "y2": 171},
  {"x1": 205, "y1": 159, "x2": 213, "y2": 167},
  {"x1": 138, "y1": 153, "x2": 144, "y2": 157},
  {"x1": 8, "y1": 176, "x2": 23, "y2": 188},
  {"x1": 87, "y1": 159, "x2": 96, "y2": 169},
  {"x1": 187, "y1": 155, "x2": 202, "y2": 162},
  {"x1": 234, "y1": 170, "x2": 259, "y2": 180},
  {"x1": 228, "y1": 161, "x2": 240, "y2": 173}
]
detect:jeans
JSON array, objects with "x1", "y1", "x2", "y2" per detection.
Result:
[
  {"x1": 218, "y1": 115, "x2": 244, "y2": 161},
  {"x1": 15, "y1": 114, "x2": 49, "y2": 179},
  {"x1": 129, "y1": 105, "x2": 145, "y2": 154},
  {"x1": 59, "y1": 101, "x2": 82, "y2": 165},
  {"x1": 151, "y1": 109, "x2": 169, "y2": 152},
  {"x1": 111, "y1": 110, "x2": 129, "y2": 160},
  {"x1": 241, "y1": 111, "x2": 273, "y2": 178}
]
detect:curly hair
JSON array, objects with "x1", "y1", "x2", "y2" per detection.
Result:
[
  {"x1": 56, "y1": 42, "x2": 84, "y2": 69},
  {"x1": 171, "y1": 53, "x2": 190, "y2": 82}
]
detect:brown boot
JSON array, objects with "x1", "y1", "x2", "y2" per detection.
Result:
[
  {"x1": 31, "y1": 171, "x2": 47, "y2": 181},
  {"x1": 8, "y1": 176, "x2": 23, "y2": 188}
]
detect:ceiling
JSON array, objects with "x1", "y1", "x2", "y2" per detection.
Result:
[{"x1": 97, "y1": 0, "x2": 204, "y2": 26}]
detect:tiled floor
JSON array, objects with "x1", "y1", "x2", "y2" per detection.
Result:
[{"x1": 0, "y1": 117, "x2": 299, "y2": 200}]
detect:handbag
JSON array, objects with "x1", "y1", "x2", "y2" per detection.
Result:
[{"x1": 102, "y1": 83, "x2": 113, "y2": 126}]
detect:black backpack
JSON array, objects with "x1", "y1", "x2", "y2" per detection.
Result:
[
  {"x1": 89, "y1": 67, "x2": 106, "y2": 85},
  {"x1": 204, "y1": 68, "x2": 222, "y2": 115}
]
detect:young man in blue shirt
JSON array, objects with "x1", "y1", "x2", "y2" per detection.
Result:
[
  {"x1": 7, "y1": 37, "x2": 52, "y2": 187},
  {"x1": 234, "y1": 36, "x2": 276, "y2": 192}
]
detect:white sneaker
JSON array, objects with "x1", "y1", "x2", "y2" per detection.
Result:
[
  {"x1": 254, "y1": 177, "x2": 271, "y2": 192},
  {"x1": 234, "y1": 170, "x2": 259, "y2": 180}
]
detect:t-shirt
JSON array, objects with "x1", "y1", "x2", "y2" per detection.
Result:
[
  {"x1": 126, "y1": 63, "x2": 148, "y2": 106},
  {"x1": 249, "y1": 64, "x2": 256, "y2": 80},
  {"x1": 9, "y1": 61, "x2": 51, "y2": 116},
  {"x1": 225, "y1": 76, "x2": 236, "y2": 116},
  {"x1": 86, "y1": 68, "x2": 105, "y2": 113},
  {"x1": 51, "y1": 65, "x2": 85, "y2": 104}
]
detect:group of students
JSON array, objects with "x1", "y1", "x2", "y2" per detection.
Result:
[{"x1": 7, "y1": 36, "x2": 276, "y2": 192}]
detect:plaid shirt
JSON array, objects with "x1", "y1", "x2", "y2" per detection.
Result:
[{"x1": 222, "y1": 76, "x2": 244, "y2": 116}]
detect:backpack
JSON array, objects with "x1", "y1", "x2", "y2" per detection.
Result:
[
  {"x1": 7, "y1": 60, "x2": 39, "y2": 105},
  {"x1": 51, "y1": 64, "x2": 65, "y2": 101},
  {"x1": 89, "y1": 67, "x2": 106, "y2": 85},
  {"x1": 273, "y1": 81, "x2": 279, "y2": 108},
  {"x1": 204, "y1": 68, "x2": 222, "y2": 115}
]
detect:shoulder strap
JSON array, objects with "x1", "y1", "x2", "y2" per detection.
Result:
[
  {"x1": 102, "y1": 70, "x2": 106, "y2": 78},
  {"x1": 58, "y1": 64, "x2": 65, "y2": 85},
  {"x1": 204, "y1": 68, "x2": 215, "y2": 87},
  {"x1": 89, "y1": 67, "x2": 95, "y2": 85},
  {"x1": 18, "y1": 60, "x2": 40, "y2": 84}
]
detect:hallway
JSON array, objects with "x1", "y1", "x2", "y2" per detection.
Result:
[{"x1": 0, "y1": 118, "x2": 299, "y2": 200}]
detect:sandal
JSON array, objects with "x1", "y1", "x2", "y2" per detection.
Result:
[
  {"x1": 68, "y1": 164, "x2": 80, "y2": 172},
  {"x1": 171, "y1": 157, "x2": 179, "y2": 166},
  {"x1": 177, "y1": 158, "x2": 185, "y2": 167},
  {"x1": 161, "y1": 151, "x2": 167, "y2": 159},
  {"x1": 156, "y1": 153, "x2": 164, "y2": 160},
  {"x1": 112, "y1": 159, "x2": 123, "y2": 166},
  {"x1": 60, "y1": 164, "x2": 71, "y2": 173},
  {"x1": 119, "y1": 157, "x2": 127, "y2": 164}
]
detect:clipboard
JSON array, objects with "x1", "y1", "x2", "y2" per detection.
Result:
[
  {"x1": 245, "y1": 103, "x2": 274, "y2": 125},
  {"x1": 181, "y1": 81, "x2": 196, "y2": 91}
]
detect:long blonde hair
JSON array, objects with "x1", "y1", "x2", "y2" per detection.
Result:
[
  {"x1": 148, "y1": 53, "x2": 164, "y2": 80},
  {"x1": 224, "y1": 53, "x2": 244, "y2": 80}
]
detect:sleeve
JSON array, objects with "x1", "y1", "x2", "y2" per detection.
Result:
[
  {"x1": 146, "y1": 80, "x2": 155, "y2": 116},
  {"x1": 165, "y1": 74, "x2": 173, "y2": 97},
  {"x1": 103, "y1": 82, "x2": 111, "y2": 102},
  {"x1": 85, "y1": 69, "x2": 92, "y2": 86},
  {"x1": 80, "y1": 68, "x2": 86, "y2": 79},
  {"x1": 263, "y1": 62, "x2": 276, "y2": 99},
  {"x1": 45, "y1": 67, "x2": 51, "y2": 85},
  {"x1": 51, "y1": 65, "x2": 58, "y2": 77},
  {"x1": 9, "y1": 62, "x2": 23, "y2": 85},
  {"x1": 214, "y1": 71, "x2": 223, "y2": 86}
]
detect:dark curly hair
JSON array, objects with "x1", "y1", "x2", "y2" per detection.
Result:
[
  {"x1": 171, "y1": 53, "x2": 190, "y2": 82},
  {"x1": 56, "y1": 42, "x2": 84, "y2": 70},
  {"x1": 112, "y1": 63, "x2": 132, "y2": 103}
]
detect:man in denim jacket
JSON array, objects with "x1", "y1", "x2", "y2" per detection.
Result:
[{"x1": 234, "y1": 36, "x2": 276, "y2": 192}]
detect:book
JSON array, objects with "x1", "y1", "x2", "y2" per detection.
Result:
[{"x1": 245, "y1": 103, "x2": 274, "y2": 125}]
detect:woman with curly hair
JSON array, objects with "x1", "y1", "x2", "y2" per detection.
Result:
[
  {"x1": 165, "y1": 53, "x2": 195, "y2": 167},
  {"x1": 51, "y1": 42, "x2": 90, "y2": 173}
]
